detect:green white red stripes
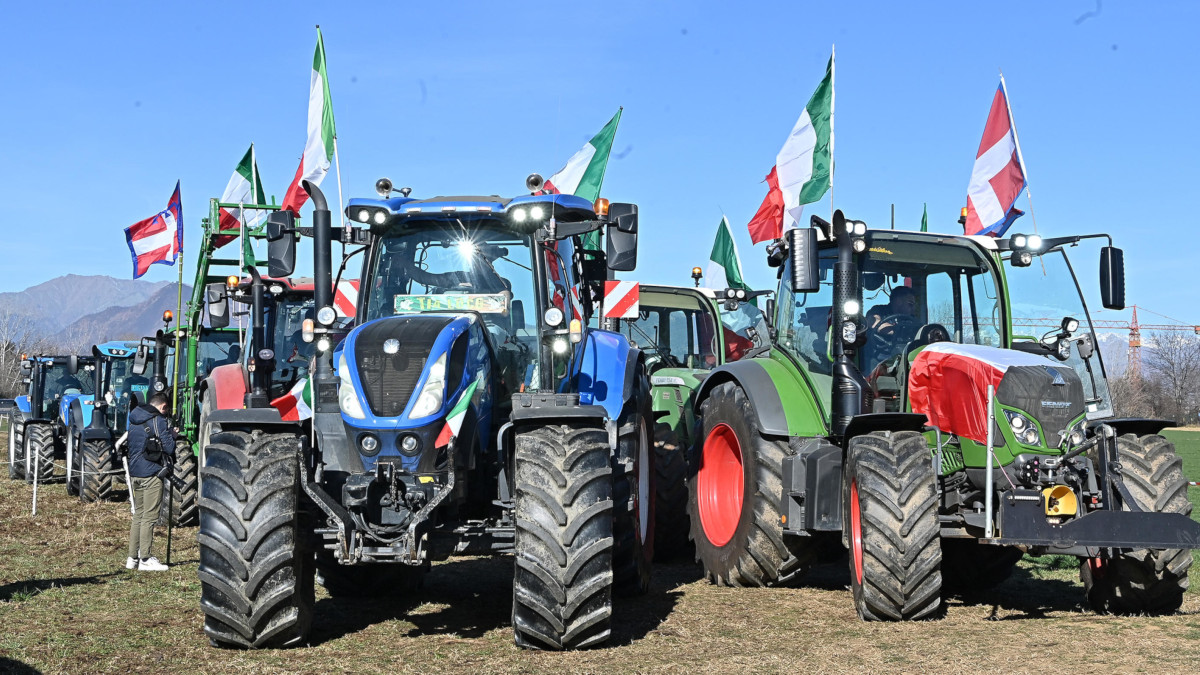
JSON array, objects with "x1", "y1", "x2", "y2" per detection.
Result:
[
  {"x1": 282, "y1": 28, "x2": 336, "y2": 213},
  {"x1": 748, "y1": 51, "x2": 834, "y2": 243},
  {"x1": 545, "y1": 108, "x2": 622, "y2": 201},
  {"x1": 271, "y1": 377, "x2": 312, "y2": 422},
  {"x1": 216, "y1": 144, "x2": 266, "y2": 249},
  {"x1": 436, "y1": 378, "x2": 480, "y2": 448},
  {"x1": 705, "y1": 215, "x2": 749, "y2": 292}
]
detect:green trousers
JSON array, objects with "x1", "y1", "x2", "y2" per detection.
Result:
[{"x1": 128, "y1": 476, "x2": 163, "y2": 560}]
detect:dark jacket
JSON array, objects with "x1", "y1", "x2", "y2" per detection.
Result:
[{"x1": 126, "y1": 404, "x2": 177, "y2": 478}]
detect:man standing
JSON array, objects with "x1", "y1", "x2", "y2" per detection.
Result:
[{"x1": 125, "y1": 392, "x2": 176, "y2": 571}]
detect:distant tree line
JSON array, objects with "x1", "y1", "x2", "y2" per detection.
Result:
[{"x1": 1109, "y1": 331, "x2": 1200, "y2": 426}]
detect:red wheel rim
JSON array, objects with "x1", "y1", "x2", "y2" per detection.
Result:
[
  {"x1": 697, "y1": 423, "x2": 744, "y2": 547},
  {"x1": 850, "y1": 478, "x2": 864, "y2": 585}
]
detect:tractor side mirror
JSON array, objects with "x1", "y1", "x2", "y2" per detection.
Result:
[
  {"x1": 67, "y1": 355, "x2": 79, "y2": 374},
  {"x1": 131, "y1": 344, "x2": 149, "y2": 376},
  {"x1": 266, "y1": 210, "x2": 297, "y2": 278},
  {"x1": 511, "y1": 299, "x2": 526, "y2": 332},
  {"x1": 207, "y1": 283, "x2": 230, "y2": 329},
  {"x1": 786, "y1": 227, "x2": 820, "y2": 293},
  {"x1": 765, "y1": 298, "x2": 776, "y2": 327},
  {"x1": 606, "y1": 203, "x2": 638, "y2": 272},
  {"x1": 1100, "y1": 246, "x2": 1125, "y2": 310}
]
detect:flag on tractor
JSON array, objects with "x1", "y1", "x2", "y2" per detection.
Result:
[
  {"x1": 282, "y1": 28, "x2": 336, "y2": 214},
  {"x1": 705, "y1": 216, "x2": 750, "y2": 292},
  {"x1": 125, "y1": 181, "x2": 183, "y2": 279},
  {"x1": 921, "y1": 203, "x2": 928, "y2": 232},
  {"x1": 435, "y1": 378, "x2": 480, "y2": 448},
  {"x1": 964, "y1": 80, "x2": 1027, "y2": 237},
  {"x1": 545, "y1": 108, "x2": 622, "y2": 250},
  {"x1": 271, "y1": 377, "x2": 312, "y2": 421},
  {"x1": 216, "y1": 144, "x2": 267, "y2": 249},
  {"x1": 748, "y1": 52, "x2": 834, "y2": 244}
]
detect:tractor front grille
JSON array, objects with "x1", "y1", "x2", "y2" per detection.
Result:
[{"x1": 354, "y1": 316, "x2": 452, "y2": 418}]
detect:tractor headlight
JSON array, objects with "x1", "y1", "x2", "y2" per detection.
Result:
[
  {"x1": 842, "y1": 320, "x2": 857, "y2": 343},
  {"x1": 852, "y1": 238, "x2": 867, "y2": 253},
  {"x1": 338, "y1": 354, "x2": 366, "y2": 419},
  {"x1": 373, "y1": 210, "x2": 387, "y2": 225},
  {"x1": 530, "y1": 205, "x2": 545, "y2": 220},
  {"x1": 355, "y1": 208, "x2": 370, "y2": 223},
  {"x1": 512, "y1": 208, "x2": 527, "y2": 223},
  {"x1": 359, "y1": 433, "x2": 380, "y2": 455},
  {"x1": 317, "y1": 306, "x2": 337, "y2": 326},
  {"x1": 1066, "y1": 418, "x2": 1087, "y2": 447},
  {"x1": 1004, "y1": 410, "x2": 1041, "y2": 445},
  {"x1": 1027, "y1": 234, "x2": 1043, "y2": 250},
  {"x1": 410, "y1": 352, "x2": 447, "y2": 418},
  {"x1": 398, "y1": 433, "x2": 421, "y2": 456}
]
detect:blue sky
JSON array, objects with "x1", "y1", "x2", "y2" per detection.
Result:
[{"x1": 3, "y1": 1, "x2": 1198, "y2": 327}]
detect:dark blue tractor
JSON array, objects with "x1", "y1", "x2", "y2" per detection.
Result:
[
  {"x1": 198, "y1": 178, "x2": 655, "y2": 650},
  {"x1": 63, "y1": 339, "x2": 174, "y2": 504},
  {"x1": 8, "y1": 354, "x2": 94, "y2": 485}
]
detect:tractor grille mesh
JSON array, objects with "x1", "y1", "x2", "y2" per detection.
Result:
[{"x1": 354, "y1": 316, "x2": 452, "y2": 418}]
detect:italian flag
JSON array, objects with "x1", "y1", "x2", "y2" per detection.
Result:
[
  {"x1": 216, "y1": 145, "x2": 267, "y2": 262},
  {"x1": 435, "y1": 378, "x2": 480, "y2": 448},
  {"x1": 271, "y1": 377, "x2": 312, "y2": 421},
  {"x1": 546, "y1": 109, "x2": 622, "y2": 250},
  {"x1": 705, "y1": 216, "x2": 749, "y2": 292},
  {"x1": 748, "y1": 50, "x2": 834, "y2": 244},
  {"x1": 282, "y1": 28, "x2": 336, "y2": 214}
]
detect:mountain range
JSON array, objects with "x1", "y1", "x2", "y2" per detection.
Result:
[{"x1": 0, "y1": 275, "x2": 191, "y2": 352}]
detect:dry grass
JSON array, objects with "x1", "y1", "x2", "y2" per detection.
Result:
[{"x1": 3, "y1": 428, "x2": 1200, "y2": 674}]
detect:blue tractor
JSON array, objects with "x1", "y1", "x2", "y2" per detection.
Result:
[
  {"x1": 198, "y1": 178, "x2": 654, "y2": 650},
  {"x1": 63, "y1": 339, "x2": 171, "y2": 503},
  {"x1": 8, "y1": 354, "x2": 94, "y2": 484}
]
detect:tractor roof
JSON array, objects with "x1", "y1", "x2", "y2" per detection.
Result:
[
  {"x1": 346, "y1": 192, "x2": 597, "y2": 231},
  {"x1": 94, "y1": 341, "x2": 141, "y2": 357}
]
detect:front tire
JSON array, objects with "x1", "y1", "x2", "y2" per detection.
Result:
[
  {"x1": 198, "y1": 430, "x2": 314, "y2": 649},
  {"x1": 688, "y1": 382, "x2": 816, "y2": 586},
  {"x1": 24, "y1": 425, "x2": 55, "y2": 484},
  {"x1": 161, "y1": 443, "x2": 198, "y2": 526},
  {"x1": 512, "y1": 424, "x2": 614, "y2": 650},
  {"x1": 79, "y1": 439, "x2": 115, "y2": 503},
  {"x1": 652, "y1": 421, "x2": 690, "y2": 561},
  {"x1": 9, "y1": 413, "x2": 25, "y2": 480},
  {"x1": 1081, "y1": 433, "x2": 1192, "y2": 614},
  {"x1": 844, "y1": 431, "x2": 942, "y2": 621}
]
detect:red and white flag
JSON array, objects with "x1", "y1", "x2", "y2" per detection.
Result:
[
  {"x1": 282, "y1": 28, "x2": 336, "y2": 214},
  {"x1": 603, "y1": 280, "x2": 639, "y2": 319},
  {"x1": 964, "y1": 78, "x2": 1027, "y2": 237},
  {"x1": 125, "y1": 181, "x2": 183, "y2": 279}
]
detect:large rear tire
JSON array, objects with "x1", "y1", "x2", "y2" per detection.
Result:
[
  {"x1": 198, "y1": 430, "x2": 314, "y2": 649},
  {"x1": 1081, "y1": 433, "x2": 1192, "y2": 614},
  {"x1": 79, "y1": 439, "x2": 115, "y2": 503},
  {"x1": 24, "y1": 424, "x2": 55, "y2": 484},
  {"x1": 688, "y1": 382, "x2": 817, "y2": 586},
  {"x1": 512, "y1": 423, "x2": 614, "y2": 650},
  {"x1": 161, "y1": 442, "x2": 199, "y2": 527},
  {"x1": 315, "y1": 551, "x2": 427, "y2": 597},
  {"x1": 844, "y1": 430, "x2": 942, "y2": 621},
  {"x1": 652, "y1": 421, "x2": 691, "y2": 561},
  {"x1": 940, "y1": 540, "x2": 1023, "y2": 593},
  {"x1": 613, "y1": 378, "x2": 655, "y2": 596}
]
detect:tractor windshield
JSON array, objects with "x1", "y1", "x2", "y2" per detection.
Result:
[
  {"x1": 778, "y1": 234, "x2": 1003, "y2": 414},
  {"x1": 1005, "y1": 248, "x2": 1114, "y2": 419},
  {"x1": 195, "y1": 330, "x2": 242, "y2": 380},
  {"x1": 270, "y1": 294, "x2": 316, "y2": 387},
  {"x1": 620, "y1": 289, "x2": 720, "y2": 371},
  {"x1": 104, "y1": 357, "x2": 144, "y2": 397},
  {"x1": 365, "y1": 221, "x2": 540, "y2": 345}
]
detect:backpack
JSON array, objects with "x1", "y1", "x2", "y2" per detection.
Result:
[{"x1": 141, "y1": 422, "x2": 164, "y2": 464}]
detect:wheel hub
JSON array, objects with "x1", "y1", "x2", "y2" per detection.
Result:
[{"x1": 697, "y1": 423, "x2": 744, "y2": 547}]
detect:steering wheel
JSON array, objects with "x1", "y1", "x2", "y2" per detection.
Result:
[{"x1": 868, "y1": 314, "x2": 920, "y2": 352}]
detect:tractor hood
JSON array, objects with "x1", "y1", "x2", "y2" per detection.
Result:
[{"x1": 908, "y1": 343, "x2": 1083, "y2": 446}]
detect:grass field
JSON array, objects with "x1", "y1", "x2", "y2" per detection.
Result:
[{"x1": 3, "y1": 429, "x2": 1200, "y2": 674}]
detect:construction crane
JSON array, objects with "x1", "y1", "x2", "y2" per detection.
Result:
[{"x1": 1012, "y1": 305, "x2": 1200, "y2": 380}]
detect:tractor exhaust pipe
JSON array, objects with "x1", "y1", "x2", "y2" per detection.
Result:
[
  {"x1": 304, "y1": 180, "x2": 336, "y2": 390},
  {"x1": 829, "y1": 210, "x2": 868, "y2": 439}
]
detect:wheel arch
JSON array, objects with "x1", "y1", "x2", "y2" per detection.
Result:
[{"x1": 694, "y1": 360, "x2": 791, "y2": 438}]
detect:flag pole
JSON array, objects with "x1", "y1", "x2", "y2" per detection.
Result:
[
  {"x1": 172, "y1": 231, "x2": 183, "y2": 418},
  {"x1": 999, "y1": 70, "x2": 1037, "y2": 235},
  {"x1": 333, "y1": 137, "x2": 347, "y2": 235},
  {"x1": 829, "y1": 44, "x2": 836, "y2": 224}
]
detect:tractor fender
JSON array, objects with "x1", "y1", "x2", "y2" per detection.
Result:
[
  {"x1": 206, "y1": 363, "x2": 249, "y2": 411},
  {"x1": 694, "y1": 359, "x2": 790, "y2": 438},
  {"x1": 14, "y1": 395, "x2": 30, "y2": 415},
  {"x1": 575, "y1": 328, "x2": 639, "y2": 421},
  {"x1": 1088, "y1": 417, "x2": 1176, "y2": 437},
  {"x1": 842, "y1": 412, "x2": 928, "y2": 444}
]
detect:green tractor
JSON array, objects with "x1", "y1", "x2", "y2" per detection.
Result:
[
  {"x1": 687, "y1": 211, "x2": 1200, "y2": 618},
  {"x1": 615, "y1": 284, "x2": 769, "y2": 559}
]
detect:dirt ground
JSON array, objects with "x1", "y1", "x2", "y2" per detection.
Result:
[{"x1": 2, "y1": 430, "x2": 1200, "y2": 674}]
